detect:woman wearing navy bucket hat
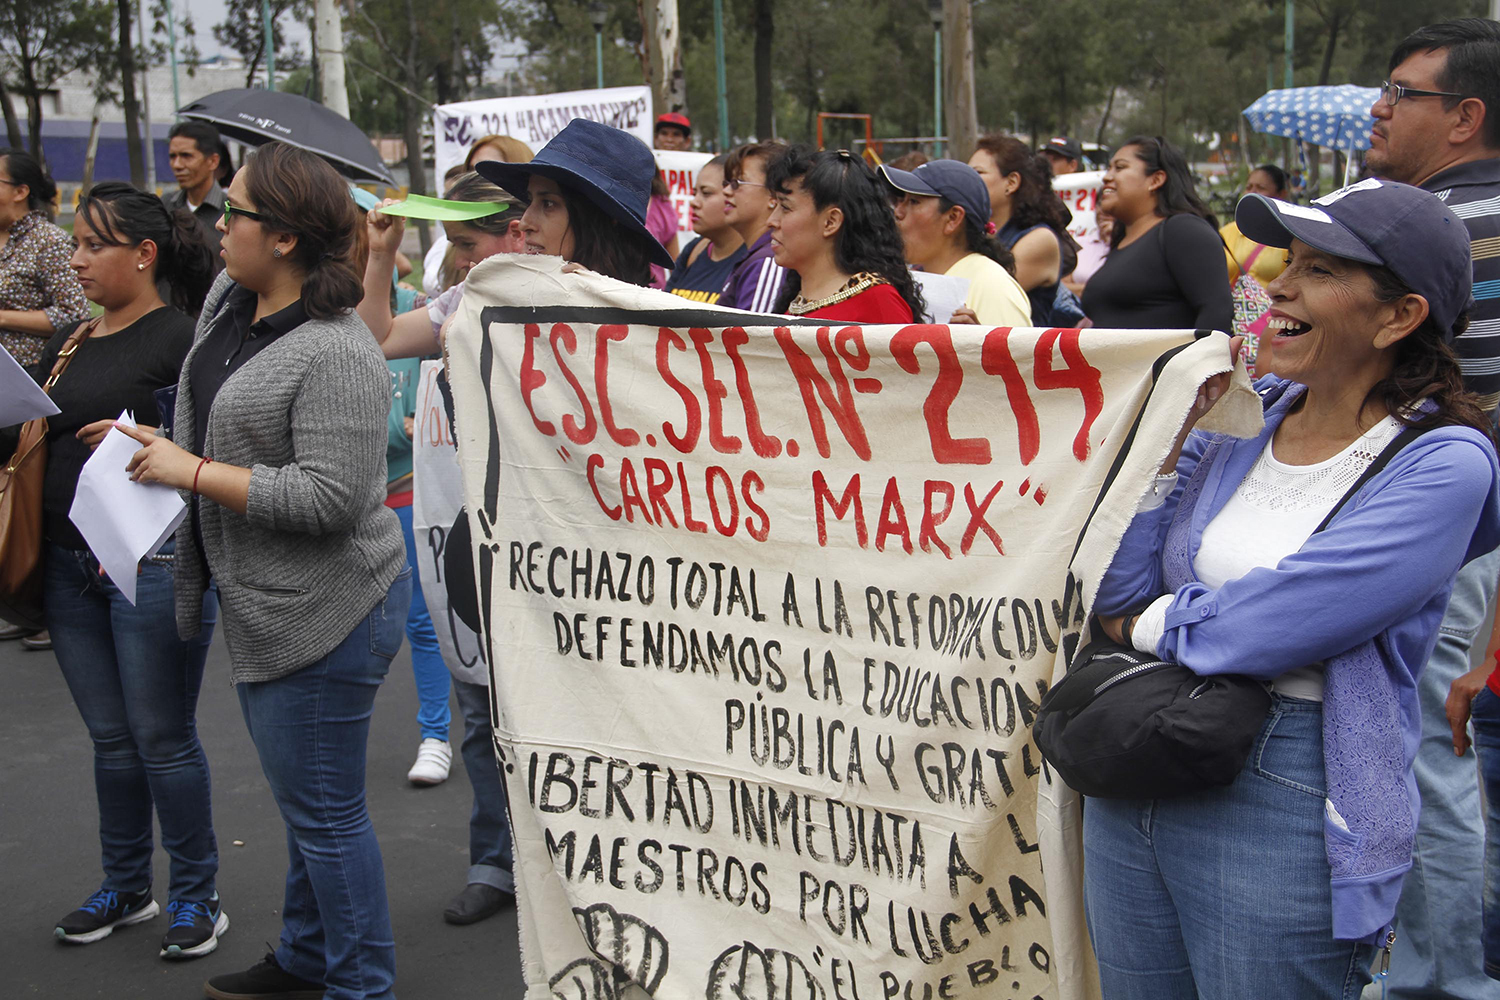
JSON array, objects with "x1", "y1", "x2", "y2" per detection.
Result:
[
  {"x1": 1082, "y1": 179, "x2": 1500, "y2": 998},
  {"x1": 475, "y1": 117, "x2": 675, "y2": 285}
]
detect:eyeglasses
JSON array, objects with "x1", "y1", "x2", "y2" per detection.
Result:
[
  {"x1": 724, "y1": 178, "x2": 766, "y2": 193},
  {"x1": 222, "y1": 202, "x2": 277, "y2": 227},
  {"x1": 1381, "y1": 80, "x2": 1468, "y2": 106}
]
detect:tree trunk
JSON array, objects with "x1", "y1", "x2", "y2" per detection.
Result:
[
  {"x1": 117, "y1": 0, "x2": 145, "y2": 187},
  {"x1": 639, "y1": 0, "x2": 686, "y2": 119},
  {"x1": 402, "y1": 94, "x2": 430, "y2": 251},
  {"x1": 315, "y1": 0, "x2": 349, "y2": 117},
  {"x1": 942, "y1": 0, "x2": 978, "y2": 162},
  {"x1": 21, "y1": 68, "x2": 45, "y2": 168},
  {"x1": 1095, "y1": 85, "x2": 1117, "y2": 148},
  {"x1": 753, "y1": 0, "x2": 773, "y2": 138},
  {"x1": 80, "y1": 104, "x2": 104, "y2": 195},
  {"x1": 0, "y1": 75, "x2": 25, "y2": 149},
  {"x1": 1318, "y1": 13, "x2": 1341, "y2": 86}
]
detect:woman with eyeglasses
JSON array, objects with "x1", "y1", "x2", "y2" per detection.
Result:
[
  {"x1": 0, "y1": 149, "x2": 89, "y2": 369},
  {"x1": 765, "y1": 146, "x2": 925, "y2": 323},
  {"x1": 1081, "y1": 135, "x2": 1233, "y2": 332},
  {"x1": 113, "y1": 141, "x2": 411, "y2": 1000},
  {"x1": 720, "y1": 140, "x2": 790, "y2": 313}
]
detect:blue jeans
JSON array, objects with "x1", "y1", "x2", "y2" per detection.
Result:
[
  {"x1": 1084, "y1": 696, "x2": 1375, "y2": 999},
  {"x1": 46, "y1": 542, "x2": 219, "y2": 903},
  {"x1": 1389, "y1": 547, "x2": 1498, "y2": 999},
  {"x1": 394, "y1": 503, "x2": 450, "y2": 742},
  {"x1": 452, "y1": 679, "x2": 514, "y2": 892},
  {"x1": 1472, "y1": 686, "x2": 1500, "y2": 982},
  {"x1": 237, "y1": 571, "x2": 411, "y2": 1000}
]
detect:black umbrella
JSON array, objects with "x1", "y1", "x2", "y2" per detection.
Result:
[{"x1": 176, "y1": 88, "x2": 397, "y2": 186}]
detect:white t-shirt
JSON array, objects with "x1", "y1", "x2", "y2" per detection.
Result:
[
  {"x1": 1133, "y1": 414, "x2": 1405, "y2": 700},
  {"x1": 422, "y1": 233, "x2": 450, "y2": 298}
]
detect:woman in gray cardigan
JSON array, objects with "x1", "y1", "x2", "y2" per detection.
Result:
[{"x1": 119, "y1": 142, "x2": 410, "y2": 1000}]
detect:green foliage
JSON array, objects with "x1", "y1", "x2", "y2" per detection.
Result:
[
  {"x1": 498, "y1": 0, "x2": 1488, "y2": 155},
  {"x1": 213, "y1": 0, "x2": 310, "y2": 88},
  {"x1": 0, "y1": 0, "x2": 115, "y2": 156}
]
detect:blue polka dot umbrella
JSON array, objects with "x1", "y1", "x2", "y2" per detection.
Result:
[{"x1": 1243, "y1": 84, "x2": 1381, "y2": 151}]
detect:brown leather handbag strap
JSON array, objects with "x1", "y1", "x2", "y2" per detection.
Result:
[{"x1": 40, "y1": 315, "x2": 102, "y2": 395}]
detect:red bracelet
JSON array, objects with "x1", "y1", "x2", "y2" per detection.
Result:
[{"x1": 192, "y1": 456, "x2": 213, "y2": 495}]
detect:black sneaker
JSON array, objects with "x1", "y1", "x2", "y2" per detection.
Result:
[
  {"x1": 54, "y1": 886, "x2": 159, "y2": 944},
  {"x1": 160, "y1": 892, "x2": 228, "y2": 959},
  {"x1": 203, "y1": 952, "x2": 325, "y2": 1000}
]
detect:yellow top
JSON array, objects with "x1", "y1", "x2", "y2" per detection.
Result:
[
  {"x1": 946, "y1": 252, "x2": 1034, "y2": 326},
  {"x1": 1221, "y1": 220, "x2": 1286, "y2": 290}
]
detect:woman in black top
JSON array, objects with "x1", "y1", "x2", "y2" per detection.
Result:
[
  {"x1": 21, "y1": 182, "x2": 226, "y2": 958},
  {"x1": 1081, "y1": 136, "x2": 1233, "y2": 332}
]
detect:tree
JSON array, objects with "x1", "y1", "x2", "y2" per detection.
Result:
[
  {"x1": 0, "y1": 0, "x2": 114, "y2": 165},
  {"x1": 213, "y1": 0, "x2": 309, "y2": 88},
  {"x1": 117, "y1": 0, "x2": 144, "y2": 186}
]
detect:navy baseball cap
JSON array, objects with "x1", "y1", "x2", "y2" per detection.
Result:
[
  {"x1": 1236, "y1": 179, "x2": 1473, "y2": 341},
  {"x1": 1041, "y1": 136, "x2": 1083, "y2": 162},
  {"x1": 879, "y1": 159, "x2": 991, "y2": 230}
]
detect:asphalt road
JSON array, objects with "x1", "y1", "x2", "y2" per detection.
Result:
[{"x1": 0, "y1": 630, "x2": 527, "y2": 999}]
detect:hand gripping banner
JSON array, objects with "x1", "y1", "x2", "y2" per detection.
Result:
[{"x1": 444, "y1": 257, "x2": 1261, "y2": 1000}]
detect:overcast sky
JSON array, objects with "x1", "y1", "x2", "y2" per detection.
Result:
[{"x1": 181, "y1": 0, "x2": 312, "y2": 59}]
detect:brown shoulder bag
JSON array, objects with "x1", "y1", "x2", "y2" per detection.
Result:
[{"x1": 0, "y1": 319, "x2": 99, "y2": 628}]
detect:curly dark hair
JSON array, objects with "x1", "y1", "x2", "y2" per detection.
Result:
[
  {"x1": 1110, "y1": 135, "x2": 1218, "y2": 248},
  {"x1": 973, "y1": 134, "x2": 1072, "y2": 234},
  {"x1": 1366, "y1": 265, "x2": 1493, "y2": 440},
  {"x1": 765, "y1": 145, "x2": 925, "y2": 319}
]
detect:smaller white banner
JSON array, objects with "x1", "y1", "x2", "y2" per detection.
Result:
[
  {"x1": 653, "y1": 149, "x2": 714, "y2": 246},
  {"x1": 411, "y1": 360, "x2": 488, "y2": 686},
  {"x1": 1052, "y1": 170, "x2": 1105, "y2": 241},
  {"x1": 433, "y1": 87, "x2": 654, "y2": 180}
]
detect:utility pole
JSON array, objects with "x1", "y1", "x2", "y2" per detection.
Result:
[
  {"x1": 138, "y1": 0, "x2": 155, "y2": 189},
  {"x1": 713, "y1": 0, "x2": 728, "y2": 150},
  {"x1": 165, "y1": 0, "x2": 182, "y2": 110},
  {"x1": 262, "y1": 0, "x2": 277, "y2": 89},
  {"x1": 1284, "y1": 0, "x2": 1295, "y2": 89},
  {"x1": 929, "y1": 0, "x2": 943, "y2": 156},
  {"x1": 315, "y1": 0, "x2": 349, "y2": 116}
]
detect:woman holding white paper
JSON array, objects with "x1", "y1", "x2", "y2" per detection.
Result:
[
  {"x1": 5, "y1": 181, "x2": 227, "y2": 959},
  {"x1": 113, "y1": 141, "x2": 410, "y2": 1000}
]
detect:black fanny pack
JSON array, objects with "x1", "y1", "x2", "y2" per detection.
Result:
[{"x1": 1034, "y1": 422, "x2": 1428, "y2": 800}]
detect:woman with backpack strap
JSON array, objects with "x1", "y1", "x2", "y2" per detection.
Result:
[{"x1": 1087, "y1": 181, "x2": 1500, "y2": 998}]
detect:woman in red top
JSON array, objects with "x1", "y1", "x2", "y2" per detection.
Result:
[{"x1": 766, "y1": 146, "x2": 924, "y2": 323}]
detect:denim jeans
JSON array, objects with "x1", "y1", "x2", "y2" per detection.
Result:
[
  {"x1": 452, "y1": 679, "x2": 514, "y2": 893},
  {"x1": 46, "y1": 542, "x2": 219, "y2": 903},
  {"x1": 1389, "y1": 547, "x2": 1498, "y2": 999},
  {"x1": 1084, "y1": 695, "x2": 1375, "y2": 1000},
  {"x1": 393, "y1": 504, "x2": 450, "y2": 742},
  {"x1": 237, "y1": 570, "x2": 411, "y2": 1000},
  {"x1": 1472, "y1": 686, "x2": 1500, "y2": 982}
]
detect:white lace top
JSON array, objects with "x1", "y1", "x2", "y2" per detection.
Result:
[{"x1": 1134, "y1": 414, "x2": 1405, "y2": 700}]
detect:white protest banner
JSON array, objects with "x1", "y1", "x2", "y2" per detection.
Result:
[
  {"x1": 446, "y1": 256, "x2": 1260, "y2": 1000},
  {"x1": 434, "y1": 87, "x2": 653, "y2": 179},
  {"x1": 1051, "y1": 171, "x2": 1104, "y2": 242},
  {"x1": 654, "y1": 149, "x2": 714, "y2": 247},
  {"x1": 411, "y1": 360, "x2": 487, "y2": 686}
]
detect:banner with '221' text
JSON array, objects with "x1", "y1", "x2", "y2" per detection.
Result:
[{"x1": 445, "y1": 256, "x2": 1256, "y2": 1000}]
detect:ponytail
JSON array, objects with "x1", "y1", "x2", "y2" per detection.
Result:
[
  {"x1": 75, "y1": 180, "x2": 215, "y2": 312},
  {"x1": 0, "y1": 148, "x2": 58, "y2": 217},
  {"x1": 942, "y1": 197, "x2": 1017, "y2": 276},
  {"x1": 241, "y1": 142, "x2": 366, "y2": 319}
]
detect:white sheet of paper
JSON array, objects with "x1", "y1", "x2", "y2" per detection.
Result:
[
  {"x1": 912, "y1": 269, "x2": 972, "y2": 324},
  {"x1": 68, "y1": 410, "x2": 187, "y2": 604},
  {"x1": 0, "y1": 339, "x2": 59, "y2": 425}
]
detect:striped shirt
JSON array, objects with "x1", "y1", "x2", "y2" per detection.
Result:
[
  {"x1": 719, "y1": 230, "x2": 788, "y2": 314},
  {"x1": 1424, "y1": 158, "x2": 1500, "y2": 414}
]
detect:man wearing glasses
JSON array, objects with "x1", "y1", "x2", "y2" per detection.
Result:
[{"x1": 1368, "y1": 18, "x2": 1500, "y2": 1000}]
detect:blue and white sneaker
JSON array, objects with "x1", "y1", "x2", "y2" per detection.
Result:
[
  {"x1": 160, "y1": 892, "x2": 228, "y2": 960},
  {"x1": 54, "y1": 886, "x2": 159, "y2": 944}
]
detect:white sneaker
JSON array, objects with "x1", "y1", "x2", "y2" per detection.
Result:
[{"x1": 407, "y1": 738, "x2": 452, "y2": 786}]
